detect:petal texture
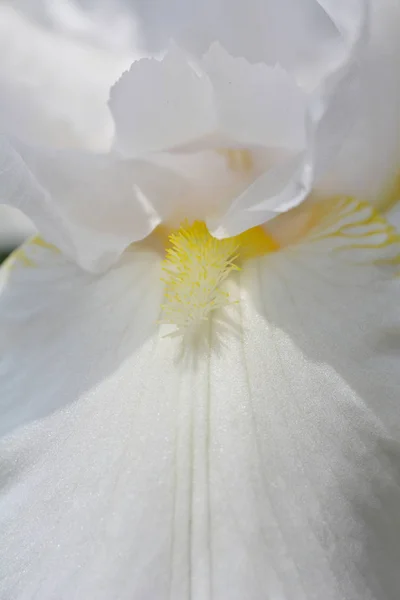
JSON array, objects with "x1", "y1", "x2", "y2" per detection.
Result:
[{"x1": 1, "y1": 200, "x2": 400, "y2": 599}]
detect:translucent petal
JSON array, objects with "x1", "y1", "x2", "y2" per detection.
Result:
[
  {"x1": 109, "y1": 45, "x2": 216, "y2": 157},
  {"x1": 201, "y1": 43, "x2": 308, "y2": 150},
  {"x1": 110, "y1": 41, "x2": 309, "y2": 157}
]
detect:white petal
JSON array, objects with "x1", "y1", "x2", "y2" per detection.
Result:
[
  {"x1": 201, "y1": 43, "x2": 308, "y2": 150},
  {"x1": 317, "y1": 0, "x2": 400, "y2": 207},
  {"x1": 109, "y1": 45, "x2": 216, "y2": 156},
  {"x1": 140, "y1": 0, "x2": 359, "y2": 85},
  {"x1": 1, "y1": 200, "x2": 400, "y2": 598},
  {"x1": 0, "y1": 4, "x2": 133, "y2": 151},
  {"x1": 111, "y1": 7, "x2": 367, "y2": 235},
  {"x1": 209, "y1": 1, "x2": 368, "y2": 238},
  {"x1": 110, "y1": 42, "x2": 308, "y2": 157},
  {"x1": 0, "y1": 136, "x2": 189, "y2": 272}
]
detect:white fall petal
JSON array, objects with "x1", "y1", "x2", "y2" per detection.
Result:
[{"x1": 1, "y1": 202, "x2": 400, "y2": 599}]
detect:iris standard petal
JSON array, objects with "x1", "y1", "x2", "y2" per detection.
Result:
[
  {"x1": 109, "y1": 44, "x2": 216, "y2": 157},
  {"x1": 110, "y1": 43, "x2": 308, "y2": 157},
  {"x1": 1, "y1": 199, "x2": 400, "y2": 599}
]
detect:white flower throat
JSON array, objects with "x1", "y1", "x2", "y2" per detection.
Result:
[{"x1": 160, "y1": 150, "x2": 278, "y2": 336}]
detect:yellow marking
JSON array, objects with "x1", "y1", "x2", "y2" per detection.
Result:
[
  {"x1": 4, "y1": 247, "x2": 34, "y2": 269},
  {"x1": 281, "y1": 196, "x2": 400, "y2": 269},
  {"x1": 236, "y1": 224, "x2": 279, "y2": 258},
  {"x1": 217, "y1": 148, "x2": 254, "y2": 172},
  {"x1": 270, "y1": 195, "x2": 400, "y2": 254},
  {"x1": 2, "y1": 235, "x2": 59, "y2": 271},
  {"x1": 160, "y1": 220, "x2": 277, "y2": 335},
  {"x1": 30, "y1": 236, "x2": 60, "y2": 252},
  {"x1": 308, "y1": 197, "x2": 400, "y2": 245}
]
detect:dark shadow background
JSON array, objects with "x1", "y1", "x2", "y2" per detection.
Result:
[
  {"x1": 0, "y1": 251, "x2": 8, "y2": 264},
  {"x1": 0, "y1": 249, "x2": 12, "y2": 264}
]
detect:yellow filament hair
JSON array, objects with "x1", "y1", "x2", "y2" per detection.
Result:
[{"x1": 160, "y1": 221, "x2": 278, "y2": 335}]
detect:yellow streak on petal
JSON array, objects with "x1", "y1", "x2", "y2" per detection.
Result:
[
  {"x1": 270, "y1": 195, "x2": 400, "y2": 271},
  {"x1": 217, "y1": 148, "x2": 254, "y2": 172},
  {"x1": 307, "y1": 197, "x2": 400, "y2": 248},
  {"x1": 4, "y1": 247, "x2": 35, "y2": 269},
  {"x1": 270, "y1": 195, "x2": 400, "y2": 248},
  {"x1": 2, "y1": 235, "x2": 59, "y2": 271},
  {"x1": 29, "y1": 236, "x2": 60, "y2": 252}
]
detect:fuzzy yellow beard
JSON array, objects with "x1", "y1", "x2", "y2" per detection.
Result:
[{"x1": 160, "y1": 220, "x2": 278, "y2": 336}]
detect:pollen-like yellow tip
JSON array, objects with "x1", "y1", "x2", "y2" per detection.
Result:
[{"x1": 160, "y1": 220, "x2": 278, "y2": 336}]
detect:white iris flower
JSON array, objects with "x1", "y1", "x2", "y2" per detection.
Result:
[{"x1": 1, "y1": 1, "x2": 400, "y2": 598}]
